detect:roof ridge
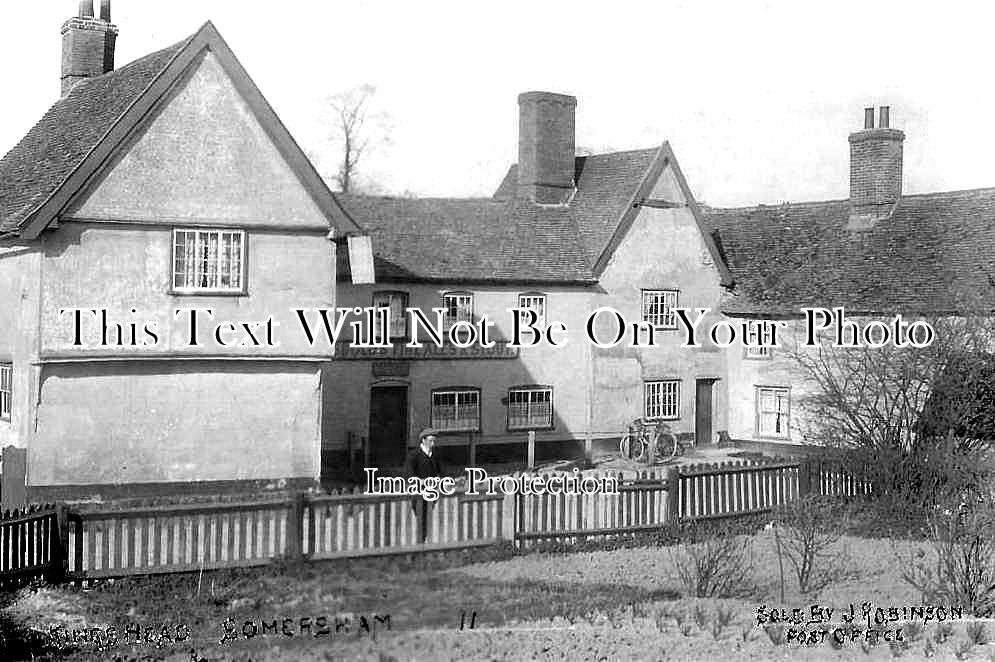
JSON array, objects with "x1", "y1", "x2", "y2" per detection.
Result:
[
  {"x1": 578, "y1": 146, "x2": 662, "y2": 158},
  {"x1": 705, "y1": 185, "x2": 995, "y2": 215},
  {"x1": 502, "y1": 145, "x2": 667, "y2": 171},
  {"x1": 898, "y1": 185, "x2": 995, "y2": 200},
  {"x1": 704, "y1": 198, "x2": 850, "y2": 213},
  {"x1": 341, "y1": 193, "x2": 506, "y2": 203}
]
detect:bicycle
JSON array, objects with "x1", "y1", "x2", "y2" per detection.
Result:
[{"x1": 618, "y1": 418, "x2": 683, "y2": 464}]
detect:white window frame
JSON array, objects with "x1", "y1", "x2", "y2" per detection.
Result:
[
  {"x1": 431, "y1": 388, "x2": 481, "y2": 432},
  {"x1": 641, "y1": 289, "x2": 679, "y2": 329},
  {"x1": 507, "y1": 386, "x2": 553, "y2": 430},
  {"x1": 756, "y1": 386, "x2": 790, "y2": 439},
  {"x1": 442, "y1": 292, "x2": 474, "y2": 329},
  {"x1": 745, "y1": 320, "x2": 773, "y2": 359},
  {"x1": 0, "y1": 363, "x2": 10, "y2": 421},
  {"x1": 372, "y1": 290, "x2": 409, "y2": 341},
  {"x1": 517, "y1": 293, "x2": 547, "y2": 328},
  {"x1": 172, "y1": 228, "x2": 246, "y2": 293},
  {"x1": 644, "y1": 380, "x2": 680, "y2": 420}
]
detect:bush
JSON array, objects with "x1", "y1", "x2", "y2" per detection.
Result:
[
  {"x1": 901, "y1": 494, "x2": 995, "y2": 617},
  {"x1": 669, "y1": 520, "x2": 755, "y2": 598},
  {"x1": 828, "y1": 442, "x2": 993, "y2": 510},
  {"x1": 771, "y1": 495, "x2": 846, "y2": 595}
]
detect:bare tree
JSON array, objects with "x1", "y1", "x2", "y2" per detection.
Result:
[
  {"x1": 786, "y1": 295, "x2": 995, "y2": 502},
  {"x1": 323, "y1": 84, "x2": 392, "y2": 194}
]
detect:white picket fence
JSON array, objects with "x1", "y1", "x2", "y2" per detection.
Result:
[{"x1": 58, "y1": 457, "x2": 868, "y2": 579}]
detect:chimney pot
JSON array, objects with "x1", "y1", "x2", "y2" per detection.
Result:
[
  {"x1": 863, "y1": 107, "x2": 875, "y2": 129},
  {"x1": 848, "y1": 107, "x2": 904, "y2": 216},
  {"x1": 61, "y1": 1, "x2": 118, "y2": 96}
]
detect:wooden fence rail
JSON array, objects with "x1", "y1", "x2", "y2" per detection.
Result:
[{"x1": 0, "y1": 457, "x2": 871, "y2": 584}]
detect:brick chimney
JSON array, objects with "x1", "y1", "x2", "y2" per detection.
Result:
[
  {"x1": 61, "y1": 0, "x2": 118, "y2": 97},
  {"x1": 848, "y1": 106, "x2": 904, "y2": 223},
  {"x1": 517, "y1": 91, "x2": 577, "y2": 204}
]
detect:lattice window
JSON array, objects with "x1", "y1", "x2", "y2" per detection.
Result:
[
  {"x1": 641, "y1": 290, "x2": 679, "y2": 329},
  {"x1": 508, "y1": 386, "x2": 553, "y2": 430},
  {"x1": 745, "y1": 320, "x2": 773, "y2": 358},
  {"x1": 0, "y1": 364, "x2": 10, "y2": 420},
  {"x1": 757, "y1": 386, "x2": 790, "y2": 438},
  {"x1": 644, "y1": 380, "x2": 680, "y2": 419},
  {"x1": 172, "y1": 229, "x2": 245, "y2": 292},
  {"x1": 517, "y1": 293, "x2": 547, "y2": 328},
  {"x1": 431, "y1": 388, "x2": 480, "y2": 431},
  {"x1": 372, "y1": 291, "x2": 409, "y2": 341},
  {"x1": 442, "y1": 292, "x2": 473, "y2": 329}
]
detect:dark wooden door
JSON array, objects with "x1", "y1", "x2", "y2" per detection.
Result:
[
  {"x1": 369, "y1": 387, "x2": 408, "y2": 467},
  {"x1": 695, "y1": 380, "x2": 714, "y2": 446}
]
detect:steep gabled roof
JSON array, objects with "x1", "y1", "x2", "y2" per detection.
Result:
[
  {"x1": 0, "y1": 21, "x2": 362, "y2": 240},
  {"x1": 704, "y1": 187, "x2": 995, "y2": 316},
  {"x1": 0, "y1": 42, "x2": 186, "y2": 235},
  {"x1": 337, "y1": 144, "x2": 732, "y2": 285}
]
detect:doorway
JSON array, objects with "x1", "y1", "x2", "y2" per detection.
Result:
[
  {"x1": 695, "y1": 379, "x2": 715, "y2": 446},
  {"x1": 368, "y1": 386, "x2": 408, "y2": 467}
]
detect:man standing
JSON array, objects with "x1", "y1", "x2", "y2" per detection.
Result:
[{"x1": 404, "y1": 428, "x2": 444, "y2": 543}]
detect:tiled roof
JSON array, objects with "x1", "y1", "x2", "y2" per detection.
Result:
[
  {"x1": 337, "y1": 148, "x2": 661, "y2": 283},
  {"x1": 704, "y1": 188, "x2": 995, "y2": 315},
  {"x1": 335, "y1": 195, "x2": 597, "y2": 282},
  {"x1": 0, "y1": 39, "x2": 190, "y2": 235},
  {"x1": 494, "y1": 148, "x2": 659, "y2": 265}
]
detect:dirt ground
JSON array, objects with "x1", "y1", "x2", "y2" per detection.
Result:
[{"x1": 4, "y1": 527, "x2": 994, "y2": 661}]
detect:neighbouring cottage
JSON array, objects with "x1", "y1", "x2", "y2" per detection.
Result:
[
  {"x1": 326, "y1": 91, "x2": 733, "y2": 473},
  {"x1": 706, "y1": 106, "x2": 995, "y2": 449},
  {"x1": 0, "y1": 2, "x2": 367, "y2": 499}
]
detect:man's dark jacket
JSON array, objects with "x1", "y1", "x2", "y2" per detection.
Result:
[
  {"x1": 405, "y1": 446, "x2": 444, "y2": 513},
  {"x1": 404, "y1": 446, "x2": 444, "y2": 480}
]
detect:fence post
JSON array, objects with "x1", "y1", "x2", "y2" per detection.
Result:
[
  {"x1": 286, "y1": 493, "x2": 306, "y2": 560},
  {"x1": 665, "y1": 466, "x2": 680, "y2": 524},
  {"x1": 797, "y1": 460, "x2": 812, "y2": 498},
  {"x1": 527, "y1": 431, "x2": 536, "y2": 471},
  {"x1": 72, "y1": 512, "x2": 83, "y2": 586},
  {"x1": 48, "y1": 504, "x2": 69, "y2": 583},
  {"x1": 347, "y1": 431, "x2": 355, "y2": 476},
  {"x1": 501, "y1": 491, "x2": 515, "y2": 542}
]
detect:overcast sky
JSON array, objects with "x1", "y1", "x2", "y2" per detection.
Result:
[{"x1": 3, "y1": 1, "x2": 994, "y2": 207}]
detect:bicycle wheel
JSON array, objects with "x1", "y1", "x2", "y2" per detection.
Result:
[
  {"x1": 630, "y1": 435, "x2": 648, "y2": 462},
  {"x1": 654, "y1": 430, "x2": 680, "y2": 462},
  {"x1": 619, "y1": 434, "x2": 646, "y2": 461}
]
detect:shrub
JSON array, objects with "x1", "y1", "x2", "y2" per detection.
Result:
[
  {"x1": 669, "y1": 520, "x2": 755, "y2": 598},
  {"x1": 771, "y1": 495, "x2": 846, "y2": 594},
  {"x1": 901, "y1": 495, "x2": 995, "y2": 617},
  {"x1": 763, "y1": 624, "x2": 785, "y2": 646},
  {"x1": 966, "y1": 621, "x2": 988, "y2": 645}
]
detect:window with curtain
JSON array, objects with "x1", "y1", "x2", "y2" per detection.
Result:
[{"x1": 172, "y1": 229, "x2": 245, "y2": 292}]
